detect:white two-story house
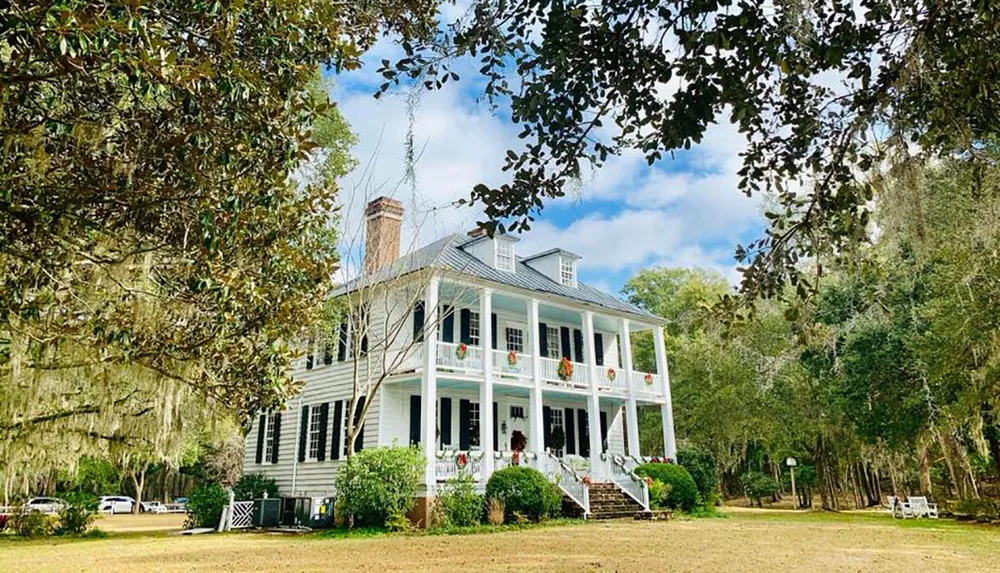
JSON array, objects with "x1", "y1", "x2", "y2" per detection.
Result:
[{"x1": 243, "y1": 197, "x2": 677, "y2": 521}]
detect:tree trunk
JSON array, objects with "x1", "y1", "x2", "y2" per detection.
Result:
[
  {"x1": 130, "y1": 468, "x2": 146, "y2": 515},
  {"x1": 917, "y1": 434, "x2": 932, "y2": 496},
  {"x1": 936, "y1": 428, "x2": 965, "y2": 499}
]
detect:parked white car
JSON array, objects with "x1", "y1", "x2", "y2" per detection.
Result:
[
  {"x1": 98, "y1": 496, "x2": 135, "y2": 514},
  {"x1": 139, "y1": 501, "x2": 168, "y2": 514},
  {"x1": 25, "y1": 497, "x2": 66, "y2": 514}
]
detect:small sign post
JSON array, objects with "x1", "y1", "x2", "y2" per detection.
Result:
[{"x1": 786, "y1": 457, "x2": 798, "y2": 503}]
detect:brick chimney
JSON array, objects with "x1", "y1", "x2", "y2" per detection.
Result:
[{"x1": 364, "y1": 196, "x2": 404, "y2": 272}]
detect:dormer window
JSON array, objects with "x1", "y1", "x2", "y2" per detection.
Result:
[
  {"x1": 559, "y1": 257, "x2": 577, "y2": 287},
  {"x1": 496, "y1": 240, "x2": 515, "y2": 273}
]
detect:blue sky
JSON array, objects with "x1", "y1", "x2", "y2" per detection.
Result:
[{"x1": 327, "y1": 30, "x2": 766, "y2": 296}]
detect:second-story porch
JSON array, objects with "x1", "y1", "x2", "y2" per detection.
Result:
[{"x1": 383, "y1": 274, "x2": 676, "y2": 508}]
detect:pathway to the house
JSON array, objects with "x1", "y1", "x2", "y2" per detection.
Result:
[{"x1": 2, "y1": 511, "x2": 998, "y2": 571}]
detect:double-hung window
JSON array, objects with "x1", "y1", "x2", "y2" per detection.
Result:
[
  {"x1": 550, "y1": 409, "x2": 565, "y2": 456},
  {"x1": 559, "y1": 257, "x2": 577, "y2": 287},
  {"x1": 505, "y1": 327, "x2": 524, "y2": 353},
  {"x1": 264, "y1": 415, "x2": 277, "y2": 463},
  {"x1": 469, "y1": 311, "x2": 481, "y2": 346},
  {"x1": 546, "y1": 325, "x2": 561, "y2": 359},
  {"x1": 496, "y1": 241, "x2": 515, "y2": 272},
  {"x1": 307, "y1": 407, "x2": 323, "y2": 461},
  {"x1": 469, "y1": 402, "x2": 481, "y2": 447}
]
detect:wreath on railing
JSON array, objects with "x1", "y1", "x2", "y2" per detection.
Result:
[
  {"x1": 456, "y1": 452, "x2": 468, "y2": 468},
  {"x1": 607, "y1": 367, "x2": 617, "y2": 382},
  {"x1": 507, "y1": 350, "x2": 518, "y2": 366},
  {"x1": 455, "y1": 342, "x2": 468, "y2": 360},
  {"x1": 643, "y1": 372, "x2": 654, "y2": 385},
  {"x1": 558, "y1": 357, "x2": 574, "y2": 381}
]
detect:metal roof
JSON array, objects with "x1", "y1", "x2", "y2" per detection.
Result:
[{"x1": 349, "y1": 234, "x2": 658, "y2": 321}]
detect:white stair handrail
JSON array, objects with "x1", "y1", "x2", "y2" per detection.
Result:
[
  {"x1": 544, "y1": 452, "x2": 590, "y2": 515},
  {"x1": 603, "y1": 453, "x2": 650, "y2": 511}
]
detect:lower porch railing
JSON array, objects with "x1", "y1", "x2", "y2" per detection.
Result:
[{"x1": 435, "y1": 450, "x2": 484, "y2": 481}]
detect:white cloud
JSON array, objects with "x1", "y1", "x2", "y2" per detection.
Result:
[{"x1": 332, "y1": 65, "x2": 763, "y2": 287}]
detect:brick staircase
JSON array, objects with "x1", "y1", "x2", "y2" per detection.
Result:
[{"x1": 584, "y1": 482, "x2": 646, "y2": 520}]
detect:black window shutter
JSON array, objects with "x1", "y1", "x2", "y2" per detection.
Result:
[
  {"x1": 594, "y1": 333, "x2": 604, "y2": 366},
  {"x1": 573, "y1": 329, "x2": 584, "y2": 363},
  {"x1": 409, "y1": 395, "x2": 421, "y2": 446},
  {"x1": 440, "y1": 397, "x2": 453, "y2": 446},
  {"x1": 271, "y1": 413, "x2": 282, "y2": 463},
  {"x1": 317, "y1": 403, "x2": 330, "y2": 461},
  {"x1": 491, "y1": 314, "x2": 498, "y2": 350},
  {"x1": 560, "y1": 327, "x2": 572, "y2": 360},
  {"x1": 460, "y1": 309, "x2": 472, "y2": 344},
  {"x1": 305, "y1": 340, "x2": 314, "y2": 370},
  {"x1": 413, "y1": 301, "x2": 425, "y2": 342},
  {"x1": 323, "y1": 340, "x2": 333, "y2": 365},
  {"x1": 442, "y1": 306, "x2": 454, "y2": 343},
  {"x1": 564, "y1": 407, "x2": 576, "y2": 455},
  {"x1": 458, "y1": 399, "x2": 471, "y2": 450},
  {"x1": 337, "y1": 320, "x2": 348, "y2": 362},
  {"x1": 577, "y1": 409, "x2": 590, "y2": 458},
  {"x1": 539, "y1": 323, "x2": 548, "y2": 357},
  {"x1": 543, "y1": 406, "x2": 553, "y2": 449},
  {"x1": 297, "y1": 405, "x2": 309, "y2": 462},
  {"x1": 600, "y1": 411, "x2": 608, "y2": 453},
  {"x1": 330, "y1": 401, "x2": 343, "y2": 460},
  {"x1": 352, "y1": 396, "x2": 366, "y2": 453},
  {"x1": 255, "y1": 415, "x2": 266, "y2": 464},
  {"x1": 493, "y1": 402, "x2": 499, "y2": 450}
]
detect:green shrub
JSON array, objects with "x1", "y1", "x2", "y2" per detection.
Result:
[
  {"x1": 676, "y1": 446, "x2": 717, "y2": 500},
  {"x1": 233, "y1": 473, "x2": 279, "y2": 501},
  {"x1": 438, "y1": 473, "x2": 484, "y2": 527},
  {"x1": 635, "y1": 463, "x2": 699, "y2": 512},
  {"x1": 56, "y1": 492, "x2": 98, "y2": 535},
  {"x1": 336, "y1": 446, "x2": 424, "y2": 527},
  {"x1": 953, "y1": 499, "x2": 998, "y2": 522},
  {"x1": 647, "y1": 479, "x2": 673, "y2": 509},
  {"x1": 740, "y1": 471, "x2": 780, "y2": 507},
  {"x1": 9, "y1": 507, "x2": 55, "y2": 537},
  {"x1": 185, "y1": 484, "x2": 229, "y2": 528},
  {"x1": 484, "y1": 466, "x2": 562, "y2": 522}
]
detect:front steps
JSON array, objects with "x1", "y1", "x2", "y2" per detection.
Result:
[{"x1": 560, "y1": 482, "x2": 646, "y2": 520}]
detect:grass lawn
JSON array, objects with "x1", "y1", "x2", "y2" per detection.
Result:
[{"x1": 3, "y1": 509, "x2": 1000, "y2": 572}]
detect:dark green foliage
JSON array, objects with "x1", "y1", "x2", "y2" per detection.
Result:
[
  {"x1": 677, "y1": 446, "x2": 717, "y2": 500},
  {"x1": 55, "y1": 492, "x2": 98, "y2": 535},
  {"x1": 635, "y1": 463, "x2": 699, "y2": 512},
  {"x1": 438, "y1": 474, "x2": 484, "y2": 527},
  {"x1": 185, "y1": 484, "x2": 229, "y2": 529},
  {"x1": 952, "y1": 499, "x2": 998, "y2": 522},
  {"x1": 233, "y1": 474, "x2": 279, "y2": 501},
  {"x1": 386, "y1": 1, "x2": 1000, "y2": 303},
  {"x1": 484, "y1": 467, "x2": 563, "y2": 522},
  {"x1": 336, "y1": 446, "x2": 424, "y2": 527},
  {"x1": 9, "y1": 508, "x2": 55, "y2": 537},
  {"x1": 740, "y1": 471, "x2": 780, "y2": 507}
]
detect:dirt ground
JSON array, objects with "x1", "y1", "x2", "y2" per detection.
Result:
[
  {"x1": 96, "y1": 513, "x2": 187, "y2": 532},
  {"x1": 3, "y1": 510, "x2": 1000, "y2": 572}
]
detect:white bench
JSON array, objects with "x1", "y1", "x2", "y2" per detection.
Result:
[{"x1": 908, "y1": 496, "x2": 939, "y2": 519}]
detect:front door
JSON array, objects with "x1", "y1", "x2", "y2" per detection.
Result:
[{"x1": 502, "y1": 399, "x2": 530, "y2": 451}]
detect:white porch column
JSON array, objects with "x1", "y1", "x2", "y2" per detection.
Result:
[
  {"x1": 479, "y1": 288, "x2": 494, "y2": 475},
  {"x1": 619, "y1": 319, "x2": 641, "y2": 458},
  {"x1": 582, "y1": 311, "x2": 603, "y2": 476},
  {"x1": 653, "y1": 326, "x2": 677, "y2": 461},
  {"x1": 528, "y1": 299, "x2": 545, "y2": 454},
  {"x1": 421, "y1": 275, "x2": 440, "y2": 487}
]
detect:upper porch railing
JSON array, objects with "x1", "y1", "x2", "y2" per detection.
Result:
[{"x1": 390, "y1": 341, "x2": 665, "y2": 400}]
